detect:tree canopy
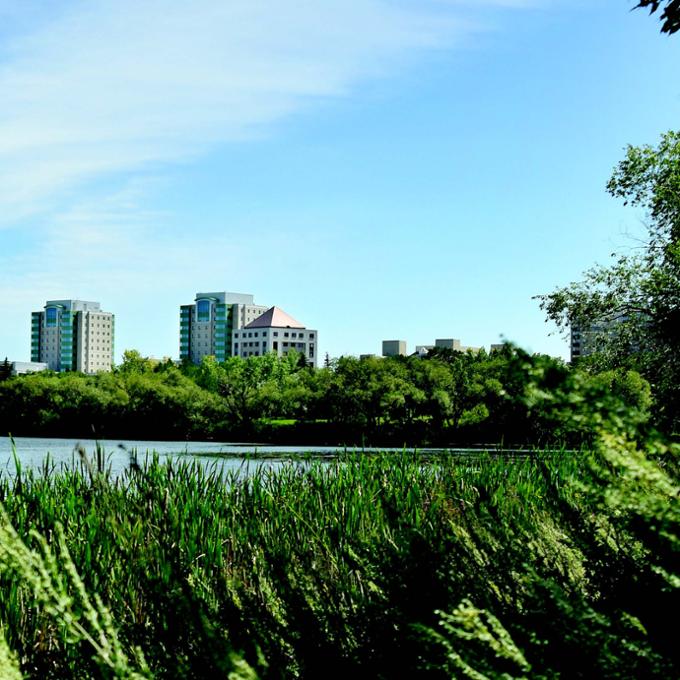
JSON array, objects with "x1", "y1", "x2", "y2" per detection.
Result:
[
  {"x1": 538, "y1": 130, "x2": 680, "y2": 432},
  {"x1": 0, "y1": 347, "x2": 652, "y2": 446}
]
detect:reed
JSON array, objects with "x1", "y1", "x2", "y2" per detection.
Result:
[{"x1": 0, "y1": 437, "x2": 677, "y2": 678}]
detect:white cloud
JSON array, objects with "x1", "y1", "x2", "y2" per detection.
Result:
[
  {"x1": 0, "y1": 0, "x2": 543, "y2": 360},
  {"x1": 0, "y1": 0, "x2": 473, "y2": 223}
]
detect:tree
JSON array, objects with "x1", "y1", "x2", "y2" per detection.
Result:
[
  {"x1": 0, "y1": 358, "x2": 11, "y2": 382},
  {"x1": 117, "y1": 349, "x2": 156, "y2": 374},
  {"x1": 634, "y1": 1, "x2": 680, "y2": 34},
  {"x1": 538, "y1": 131, "x2": 680, "y2": 431}
]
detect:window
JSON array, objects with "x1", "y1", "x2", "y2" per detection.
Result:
[
  {"x1": 273, "y1": 332, "x2": 278, "y2": 337},
  {"x1": 273, "y1": 341, "x2": 278, "y2": 350},
  {"x1": 196, "y1": 299, "x2": 211, "y2": 322},
  {"x1": 46, "y1": 307, "x2": 58, "y2": 328},
  {"x1": 284, "y1": 332, "x2": 289, "y2": 338},
  {"x1": 309, "y1": 333, "x2": 315, "y2": 339}
]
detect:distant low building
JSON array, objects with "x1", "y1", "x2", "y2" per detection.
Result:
[
  {"x1": 11, "y1": 361, "x2": 48, "y2": 376},
  {"x1": 435, "y1": 338, "x2": 481, "y2": 353},
  {"x1": 381, "y1": 336, "x2": 487, "y2": 359},
  {"x1": 232, "y1": 306, "x2": 318, "y2": 365},
  {"x1": 382, "y1": 340, "x2": 407, "y2": 357}
]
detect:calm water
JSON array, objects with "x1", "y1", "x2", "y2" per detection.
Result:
[
  {"x1": 0, "y1": 436, "x2": 350, "y2": 478},
  {"x1": 0, "y1": 437, "x2": 529, "y2": 480}
]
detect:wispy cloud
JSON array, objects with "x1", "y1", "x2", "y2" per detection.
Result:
[
  {"x1": 0, "y1": 0, "x2": 543, "y2": 358},
  {"x1": 0, "y1": 0, "x2": 550, "y2": 223},
  {"x1": 0, "y1": 0, "x2": 469, "y2": 222}
]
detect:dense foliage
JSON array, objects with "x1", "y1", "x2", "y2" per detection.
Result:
[
  {"x1": 538, "y1": 130, "x2": 680, "y2": 434},
  {"x1": 0, "y1": 429, "x2": 677, "y2": 678},
  {"x1": 0, "y1": 347, "x2": 652, "y2": 446}
]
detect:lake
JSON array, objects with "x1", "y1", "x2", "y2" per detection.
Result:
[
  {"x1": 0, "y1": 436, "x2": 353, "y2": 478},
  {"x1": 0, "y1": 436, "x2": 531, "y2": 479}
]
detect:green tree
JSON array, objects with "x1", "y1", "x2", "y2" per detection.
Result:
[
  {"x1": 0, "y1": 358, "x2": 11, "y2": 382},
  {"x1": 329, "y1": 356, "x2": 422, "y2": 430},
  {"x1": 117, "y1": 349, "x2": 156, "y2": 374},
  {"x1": 538, "y1": 131, "x2": 680, "y2": 432},
  {"x1": 416, "y1": 352, "x2": 497, "y2": 431},
  {"x1": 216, "y1": 355, "x2": 274, "y2": 428}
]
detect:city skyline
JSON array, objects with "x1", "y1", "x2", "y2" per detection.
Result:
[
  {"x1": 2, "y1": 2, "x2": 680, "y2": 364},
  {"x1": 19, "y1": 292, "x2": 504, "y2": 367}
]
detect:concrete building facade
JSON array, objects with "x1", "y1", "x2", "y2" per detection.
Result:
[
  {"x1": 386, "y1": 338, "x2": 482, "y2": 358},
  {"x1": 382, "y1": 340, "x2": 407, "y2": 357},
  {"x1": 179, "y1": 292, "x2": 269, "y2": 364},
  {"x1": 232, "y1": 307, "x2": 318, "y2": 365},
  {"x1": 434, "y1": 338, "x2": 481, "y2": 353},
  {"x1": 570, "y1": 315, "x2": 631, "y2": 362},
  {"x1": 31, "y1": 300, "x2": 114, "y2": 373}
]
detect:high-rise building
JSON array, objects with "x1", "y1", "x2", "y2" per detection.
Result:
[
  {"x1": 31, "y1": 300, "x2": 114, "y2": 373},
  {"x1": 232, "y1": 306, "x2": 318, "y2": 365},
  {"x1": 179, "y1": 292, "x2": 269, "y2": 364},
  {"x1": 570, "y1": 314, "x2": 631, "y2": 362}
]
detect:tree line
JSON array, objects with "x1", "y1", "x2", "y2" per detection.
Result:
[{"x1": 0, "y1": 346, "x2": 651, "y2": 446}]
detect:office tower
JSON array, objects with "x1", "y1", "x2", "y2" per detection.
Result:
[
  {"x1": 232, "y1": 306, "x2": 318, "y2": 366},
  {"x1": 31, "y1": 300, "x2": 114, "y2": 373},
  {"x1": 179, "y1": 292, "x2": 269, "y2": 364},
  {"x1": 570, "y1": 314, "x2": 632, "y2": 362}
]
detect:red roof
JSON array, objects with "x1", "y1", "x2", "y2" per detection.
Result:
[{"x1": 245, "y1": 306, "x2": 305, "y2": 329}]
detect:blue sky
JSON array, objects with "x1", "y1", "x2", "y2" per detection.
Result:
[{"x1": 1, "y1": 0, "x2": 679, "y2": 363}]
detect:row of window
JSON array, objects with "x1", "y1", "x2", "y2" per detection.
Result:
[
  {"x1": 233, "y1": 341, "x2": 314, "y2": 355},
  {"x1": 233, "y1": 330, "x2": 315, "y2": 340},
  {"x1": 238, "y1": 348, "x2": 311, "y2": 359}
]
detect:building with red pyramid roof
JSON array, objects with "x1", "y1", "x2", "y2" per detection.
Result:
[{"x1": 232, "y1": 306, "x2": 318, "y2": 365}]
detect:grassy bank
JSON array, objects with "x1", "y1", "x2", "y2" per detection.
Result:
[{"x1": 0, "y1": 436, "x2": 678, "y2": 678}]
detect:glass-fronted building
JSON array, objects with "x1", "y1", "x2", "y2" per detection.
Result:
[{"x1": 179, "y1": 292, "x2": 269, "y2": 364}]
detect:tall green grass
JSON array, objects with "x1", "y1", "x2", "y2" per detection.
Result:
[{"x1": 0, "y1": 436, "x2": 678, "y2": 678}]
